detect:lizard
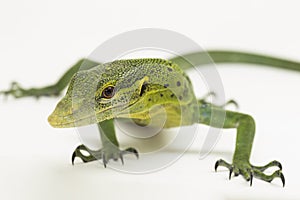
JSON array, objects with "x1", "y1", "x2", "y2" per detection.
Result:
[{"x1": 2, "y1": 50, "x2": 300, "y2": 187}]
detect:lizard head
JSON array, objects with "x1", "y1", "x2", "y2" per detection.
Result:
[{"x1": 48, "y1": 58, "x2": 188, "y2": 128}]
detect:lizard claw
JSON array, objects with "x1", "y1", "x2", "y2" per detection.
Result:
[
  {"x1": 248, "y1": 170, "x2": 254, "y2": 186},
  {"x1": 229, "y1": 167, "x2": 233, "y2": 180},
  {"x1": 122, "y1": 147, "x2": 139, "y2": 159},
  {"x1": 71, "y1": 144, "x2": 96, "y2": 165}
]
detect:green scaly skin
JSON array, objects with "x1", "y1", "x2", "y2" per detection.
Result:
[{"x1": 2, "y1": 50, "x2": 299, "y2": 187}]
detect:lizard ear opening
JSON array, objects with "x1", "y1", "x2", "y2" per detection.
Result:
[
  {"x1": 139, "y1": 76, "x2": 150, "y2": 97},
  {"x1": 140, "y1": 82, "x2": 148, "y2": 97}
]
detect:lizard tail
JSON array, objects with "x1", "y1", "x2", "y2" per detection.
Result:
[{"x1": 170, "y1": 50, "x2": 300, "y2": 72}]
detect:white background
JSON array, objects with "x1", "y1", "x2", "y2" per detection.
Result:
[{"x1": 0, "y1": 0, "x2": 300, "y2": 199}]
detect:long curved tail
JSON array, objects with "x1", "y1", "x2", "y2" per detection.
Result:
[{"x1": 170, "y1": 50, "x2": 300, "y2": 72}]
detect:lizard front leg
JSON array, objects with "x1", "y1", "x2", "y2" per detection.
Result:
[
  {"x1": 72, "y1": 119, "x2": 138, "y2": 167},
  {"x1": 0, "y1": 59, "x2": 99, "y2": 99},
  {"x1": 198, "y1": 102, "x2": 285, "y2": 186}
]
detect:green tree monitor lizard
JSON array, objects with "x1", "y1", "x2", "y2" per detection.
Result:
[{"x1": 2, "y1": 50, "x2": 300, "y2": 187}]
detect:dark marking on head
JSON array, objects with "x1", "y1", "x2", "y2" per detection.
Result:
[
  {"x1": 179, "y1": 96, "x2": 183, "y2": 100},
  {"x1": 177, "y1": 81, "x2": 181, "y2": 87},
  {"x1": 164, "y1": 84, "x2": 169, "y2": 88},
  {"x1": 170, "y1": 94, "x2": 174, "y2": 98},
  {"x1": 167, "y1": 67, "x2": 173, "y2": 72},
  {"x1": 160, "y1": 94, "x2": 163, "y2": 97}
]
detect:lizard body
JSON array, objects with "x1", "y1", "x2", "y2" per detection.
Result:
[{"x1": 3, "y1": 50, "x2": 300, "y2": 186}]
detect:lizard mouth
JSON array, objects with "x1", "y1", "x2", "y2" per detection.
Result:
[
  {"x1": 48, "y1": 114, "x2": 95, "y2": 128},
  {"x1": 48, "y1": 101, "x2": 136, "y2": 128}
]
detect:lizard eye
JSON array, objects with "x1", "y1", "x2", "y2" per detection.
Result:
[{"x1": 101, "y1": 86, "x2": 115, "y2": 99}]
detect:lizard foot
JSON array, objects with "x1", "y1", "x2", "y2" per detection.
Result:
[
  {"x1": 71, "y1": 144, "x2": 139, "y2": 167},
  {"x1": 0, "y1": 82, "x2": 26, "y2": 98},
  {"x1": 220, "y1": 99, "x2": 239, "y2": 109},
  {"x1": 198, "y1": 92, "x2": 239, "y2": 110},
  {"x1": 215, "y1": 159, "x2": 285, "y2": 187},
  {"x1": 0, "y1": 81, "x2": 60, "y2": 99}
]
